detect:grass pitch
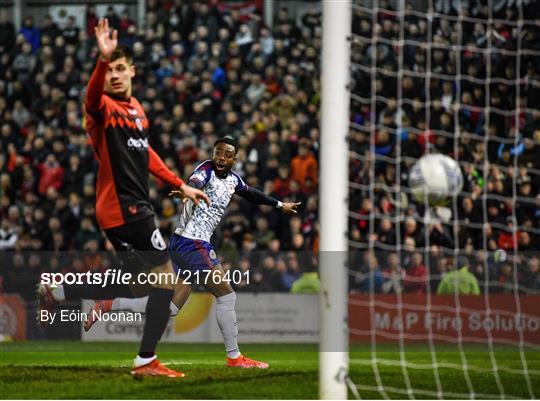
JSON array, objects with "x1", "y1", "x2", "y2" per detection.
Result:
[{"x1": 1, "y1": 341, "x2": 539, "y2": 399}]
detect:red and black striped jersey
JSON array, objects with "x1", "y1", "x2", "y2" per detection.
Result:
[{"x1": 85, "y1": 59, "x2": 184, "y2": 230}]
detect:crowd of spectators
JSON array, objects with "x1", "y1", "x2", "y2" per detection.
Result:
[
  {"x1": 348, "y1": 0, "x2": 540, "y2": 295},
  {"x1": 0, "y1": 1, "x2": 322, "y2": 298},
  {"x1": 0, "y1": 1, "x2": 539, "y2": 300}
]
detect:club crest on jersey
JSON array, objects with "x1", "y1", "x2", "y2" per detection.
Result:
[
  {"x1": 128, "y1": 109, "x2": 138, "y2": 115},
  {"x1": 127, "y1": 137, "x2": 148, "y2": 150},
  {"x1": 128, "y1": 205, "x2": 138, "y2": 214},
  {"x1": 209, "y1": 249, "x2": 217, "y2": 260}
]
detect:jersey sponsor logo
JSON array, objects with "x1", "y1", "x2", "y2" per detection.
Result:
[
  {"x1": 150, "y1": 229, "x2": 167, "y2": 251},
  {"x1": 127, "y1": 137, "x2": 149, "y2": 150}
]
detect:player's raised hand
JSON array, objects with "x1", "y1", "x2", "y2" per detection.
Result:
[
  {"x1": 281, "y1": 202, "x2": 301, "y2": 215},
  {"x1": 95, "y1": 18, "x2": 117, "y2": 61},
  {"x1": 170, "y1": 184, "x2": 210, "y2": 207}
]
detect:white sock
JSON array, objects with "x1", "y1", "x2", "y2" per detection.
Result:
[
  {"x1": 134, "y1": 354, "x2": 156, "y2": 368},
  {"x1": 112, "y1": 297, "x2": 148, "y2": 314},
  {"x1": 169, "y1": 301, "x2": 180, "y2": 317},
  {"x1": 111, "y1": 297, "x2": 179, "y2": 317},
  {"x1": 216, "y1": 292, "x2": 240, "y2": 359},
  {"x1": 51, "y1": 285, "x2": 65, "y2": 302}
]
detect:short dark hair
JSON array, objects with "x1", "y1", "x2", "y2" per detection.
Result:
[
  {"x1": 214, "y1": 137, "x2": 238, "y2": 154},
  {"x1": 111, "y1": 45, "x2": 133, "y2": 64}
]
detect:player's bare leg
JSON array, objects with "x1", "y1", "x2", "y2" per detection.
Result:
[
  {"x1": 205, "y1": 264, "x2": 269, "y2": 369},
  {"x1": 172, "y1": 280, "x2": 192, "y2": 310}
]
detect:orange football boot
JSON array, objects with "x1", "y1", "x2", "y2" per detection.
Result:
[
  {"x1": 227, "y1": 355, "x2": 269, "y2": 369},
  {"x1": 131, "y1": 359, "x2": 186, "y2": 378}
]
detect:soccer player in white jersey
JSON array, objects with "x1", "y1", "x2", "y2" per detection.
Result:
[{"x1": 85, "y1": 137, "x2": 301, "y2": 369}]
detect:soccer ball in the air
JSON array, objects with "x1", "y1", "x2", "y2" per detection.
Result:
[{"x1": 408, "y1": 154, "x2": 463, "y2": 205}]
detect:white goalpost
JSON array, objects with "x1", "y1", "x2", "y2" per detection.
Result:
[{"x1": 319, "y1": 0, "x2": 352, "y2": 399}]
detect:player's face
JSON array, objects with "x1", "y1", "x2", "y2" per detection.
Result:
[
  {"x1": 212, "y1": 143, "x2": 236, "y2": 176},
  {"x1": 104, "y1": 57, "x2": 135, "y2": 98}
]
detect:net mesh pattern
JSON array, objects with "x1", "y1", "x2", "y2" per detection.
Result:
[{"x1": 347, "y1": 0, "x2": 540, "y2": 398}]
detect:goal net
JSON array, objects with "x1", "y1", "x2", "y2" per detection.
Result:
[{"x1": 344, "y1": 0, "x2": 540, "y2": 398}]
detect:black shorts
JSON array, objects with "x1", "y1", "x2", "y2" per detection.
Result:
[{"x1": 104, "y1": 215, "x2": 169, "y2": 271}]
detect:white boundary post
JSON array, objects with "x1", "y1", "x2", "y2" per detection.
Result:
[
  {"x1": 319, "y1": 0, "x2": 351, "y2": 399},
  {"x1": 137, "y1": 0, "x2": 146, "y2": 31},
  {"x1": 264, "y1": 0, "x2": 274, "y2": 31},
  {"x1": 14, "y1": 0, "x2": 23, "y2": 32}
]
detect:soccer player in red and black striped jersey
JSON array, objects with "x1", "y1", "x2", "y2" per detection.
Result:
[{"x1": 37, "y1": 18, "x2": 209, "y2": 378}]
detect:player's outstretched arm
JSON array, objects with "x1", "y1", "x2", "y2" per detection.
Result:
[
  {"x1": 85, "y1": 18, "x2": 118, "y2": 115},
  {"x1": 237, "y1": 186, "x2": 301, "y2": 214}
]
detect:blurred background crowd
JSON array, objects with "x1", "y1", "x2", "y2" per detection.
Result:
[{"x1": 0, "y1": 0, "x2": 538, "y2": 300}]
